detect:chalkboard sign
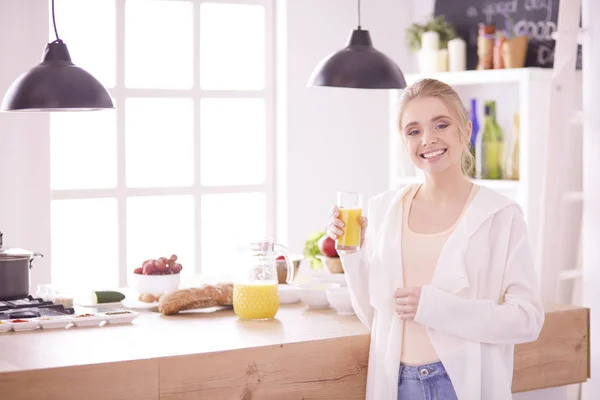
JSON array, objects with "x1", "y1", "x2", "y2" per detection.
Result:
[{"x1": 434, "y1": 0, "x2": 582, "y2": 70}]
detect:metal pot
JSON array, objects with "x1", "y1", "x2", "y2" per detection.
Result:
[{"x1": 0, "y1": 232, "x2": 43, "y2": 301}]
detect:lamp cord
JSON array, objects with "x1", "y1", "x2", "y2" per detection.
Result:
[
  {"x1": 51, "y1": 0, "x2": 61, "y2": 42},
  {"x1": 357, "y1": 0, "x2": 361, "y2": 29}
]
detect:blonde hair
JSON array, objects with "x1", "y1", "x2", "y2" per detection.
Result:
[{"x1": 397, "y1": 79, "x2": 474, "y2": 176}]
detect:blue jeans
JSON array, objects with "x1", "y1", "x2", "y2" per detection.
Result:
[{"x1": 398, "y1": 361, "x2": 458, "y2": 400}]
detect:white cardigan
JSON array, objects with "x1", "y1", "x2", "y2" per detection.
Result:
[{"x1": 340, "y1": 185, "x2": 545, "y2": 400}]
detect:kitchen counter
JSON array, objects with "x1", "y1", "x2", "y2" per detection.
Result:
[{"x1": 0, "y1": 302, "x2": 589, "y2": 400}]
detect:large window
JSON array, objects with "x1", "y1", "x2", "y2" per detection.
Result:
[{"x1": 49, "y1": 0, "x2": 275, "y2": 290}]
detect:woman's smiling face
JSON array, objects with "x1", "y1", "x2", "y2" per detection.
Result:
[{"x1": 400, "y1": 96, "x2": 467, "y2": 175}]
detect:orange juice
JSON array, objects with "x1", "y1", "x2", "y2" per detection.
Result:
[
  {"x1": 337, "y1": 208, "x2": 362, "y2": 249},
  {"x1": 233, "y1": 281, "x2": 279, "y2": 320}
]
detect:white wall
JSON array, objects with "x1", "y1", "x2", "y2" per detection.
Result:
[
  {"x1": 278, "y1": 0, "x2": 413, "y2": 253},
  {"x1": 0, "y1": 0, "x2": 51, "y2": 291}
]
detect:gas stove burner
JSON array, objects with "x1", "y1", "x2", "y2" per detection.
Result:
[
  {"x1": 8, "y1": 310, "x2": 39, "y2": 319},
  {"x1": 0, "y1": 295, "x2": 74, "y2": 321},
  {"x1": 3, "y1": 296, "x2": 52, "y2": 308}
]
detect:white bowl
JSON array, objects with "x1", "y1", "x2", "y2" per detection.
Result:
[
  {"x1": 326, "y1": 286, "x2": 355, "y2": 316},
  {"x1": 36, "y1": 316, "x2": 73, "y2": 329},
  {"x1": 0, "y1": 321, "x2": 13, "y2": 333},
  {"x1": 101, "y1": 310, "x2": 140, "y2": 324},
  {"x1": 298, "y1": 283, "x2": 338, "y2": 309},
  {"x1": 128, "y1": 272, "x2": 181, "y2": 296},
  {"x1": 310, "y1": 272, "x2": 347, "y2": 287},
  {"x1": 71, "y1": 314, "x2": 105, "y2": 327},
  {"x1": 278, "y1": 284, "x2": 300, "y2": 304},
  {"x1": 9, "y1": 319, "x2": 40, "y2": 332}
]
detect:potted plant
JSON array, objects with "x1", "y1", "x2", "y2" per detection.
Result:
[
  {"x1": 405, "y1": 15, "x2": 458, "y2": 73},
  {"x1": 405, "y1": 15, "x2": 458, "y2": 53}
]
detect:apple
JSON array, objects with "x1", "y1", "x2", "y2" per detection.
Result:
[{"x1": 318, "y1": 235, "x2": 338, "y2": 257}]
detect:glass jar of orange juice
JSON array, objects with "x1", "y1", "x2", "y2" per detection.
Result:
[{"x1": 233, "y1": 239, "x2": 295, "y2": 320}]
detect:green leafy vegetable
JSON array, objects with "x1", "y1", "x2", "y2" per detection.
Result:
[
  {"x1": 405, "y1": 15, "x2": 458, "y2": 52},
  {"x1": 303, "y1": 230, "x2": 326, "y2": 269}
]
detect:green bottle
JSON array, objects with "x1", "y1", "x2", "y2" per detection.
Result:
[{"x1": 481, "y1": 101, "x2": 504, "y2": 179}]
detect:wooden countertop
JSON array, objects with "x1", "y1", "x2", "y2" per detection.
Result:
[
  {"x1": 0, "y1": 303, "x2": 368, "y2": 373},
  {"x1": 0, "y1": 301, "x2": 589, "y2": 400}
]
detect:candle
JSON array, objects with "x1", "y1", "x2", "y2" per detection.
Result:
[
  {"x1": 448, "y1": 37, "x2": 467, "y2": 71},
  {"x1": 437, "y1": 49, "x2": 449, "y2": 72},
  {"x1": 420, "y1": 31, "x2": 440, "y2": 51},
  {"x1": 418, "y1": 50, "x2": 439, "y2": 74}
]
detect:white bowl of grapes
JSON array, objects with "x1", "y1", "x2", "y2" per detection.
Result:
[{"x1": 128, "y1": 254, "x2": 183, "y2": 299}]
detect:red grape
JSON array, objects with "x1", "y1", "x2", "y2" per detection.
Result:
[
  {"x1": 142, "y1": 261, "x2": 155, "y2": 275},
  {"x1": 158, "y1": 257, "x2": 169, "y2": 265},
  {"x1": 171, "y1": 263, "x2": 183, "y2": 274},
  {"x1": 155, "y1": 259, "x2": 167, "y2": 272},
  {"x1": 139, "y1": 255, "x2": 180, "y2": 275}
]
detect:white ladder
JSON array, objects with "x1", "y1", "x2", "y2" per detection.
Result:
[
  {"x1": 538, "y1": 1, "x2": 600, "y2": 399},
  {"x1": 580, "y1": 1, "x2": 600, "y2": 399},
  {"x1": 537, "y1": 0, "x2": 582, "y2": 306}
]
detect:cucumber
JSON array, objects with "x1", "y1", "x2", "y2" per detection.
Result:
[{"x1": 93, "y1": 291, "x2": 125, "y2": 304}]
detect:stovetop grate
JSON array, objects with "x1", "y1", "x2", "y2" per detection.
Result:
[{"x1": 0, "y1": 295, "x2": 74, "y2": 320}]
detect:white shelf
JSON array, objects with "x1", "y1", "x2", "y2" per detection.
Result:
[
  {"x1": 405, "y1": 67, "x2": 554, "y2": 87},
  {"x1": 474, "y1": 179, "x2": 520, "y2": 190},
  {"x1": 559, "y1": 268, "x2": 583, "y2": 281},
  {"x1": 564, "y1": 191, "x2": 584, "y2": 202},
  {"x1": 570, "y1": 110, "x2": 584, "y2": 125},
  {"x1": 394, "y1": 176, "x2": 520, "y2": 191}
]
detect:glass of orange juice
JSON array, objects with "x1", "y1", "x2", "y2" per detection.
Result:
[{"x1": 335, "y1": 191, "x2": 363, "y2": 251}]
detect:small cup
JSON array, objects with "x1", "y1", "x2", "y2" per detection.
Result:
[
  {"x1": 335, "y1": 191, "x2": 363, "y2": 251},
  {"x1": 36, "y1": 284, "x2": 56, "y2": 302}
]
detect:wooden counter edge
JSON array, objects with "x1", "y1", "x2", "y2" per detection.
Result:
[
  {"x1": 512, "y1": 304, "x2": 590, "y2": 393},
  {"x1": 156, "y1": 303, "x2": 590, "y2": 398},
  {"x1": 0, "y1": 359, "x2": 160, "y2": 400},
  {"x1": 0, "y1": 303, "x2": 590, "y2": 399}
]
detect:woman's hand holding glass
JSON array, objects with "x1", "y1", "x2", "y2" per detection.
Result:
[{"x1": 327, "y1": 205, "x2": 368, "y2": 254}]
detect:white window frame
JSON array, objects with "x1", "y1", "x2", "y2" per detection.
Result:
[{"x1": 50, "y1": 0, "x2": 276, "y2": 287}]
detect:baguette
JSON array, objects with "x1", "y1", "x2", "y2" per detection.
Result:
[{"x1": 158, "y1": 283, "x2": 234, "y2": 315}]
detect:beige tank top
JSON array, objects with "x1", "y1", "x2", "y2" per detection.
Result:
[{"x1": 400, "y1": 183, "x2": 479, "y2": 365}]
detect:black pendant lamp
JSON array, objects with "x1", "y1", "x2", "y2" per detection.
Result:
[
  {"x1": 1, "y1": 0, "x2": 115, "y2": 112},
  {"x1": 307, "y1": 0, "x2": 407, "y2": 90}
]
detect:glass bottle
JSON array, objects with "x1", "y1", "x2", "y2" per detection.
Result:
[
  {"x1": 468, "y1": 98, "x2": 480, "y2": 178},
  {"x1": 504, "y1": 112, "x2": 520, "y2": 180},
  {"x1": 481, "y1": 101, "x2": 504, "y2": 179}
]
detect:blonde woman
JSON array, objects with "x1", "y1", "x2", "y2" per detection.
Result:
[{"x1": 327, "y1": 79, "x2": 544, "y2": 400}]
